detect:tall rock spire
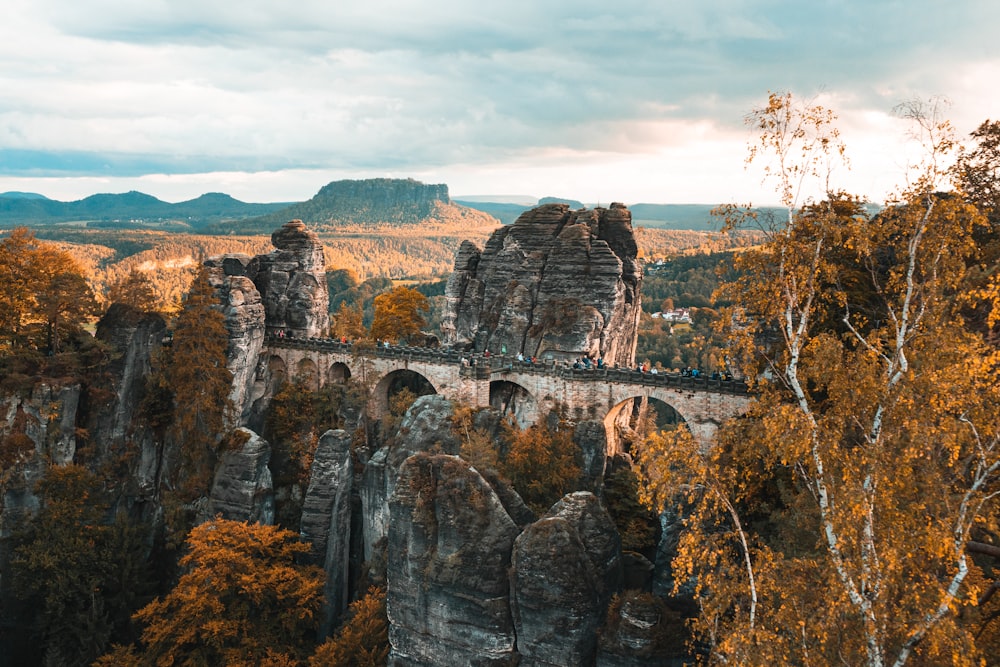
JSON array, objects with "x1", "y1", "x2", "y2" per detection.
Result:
[{"x1": 441, "y1": 203, "x2": 642, "y2": 366}]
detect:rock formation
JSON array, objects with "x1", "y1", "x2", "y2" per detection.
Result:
[
  {"x1": 441, "y1": 203, "x2": 642, "y2": 366},
  {"x1": 596, "y1": 591, "x2": 689, "y2": 667},
  {"x1": 204, "y1": 219, "x2": 329, "y2": 422},
  {"x1": 255, "y1": 220, "x2": 330, "y2": 339},
  {"x1": 0, "y1": 385, "x2": 81, "y2": 538},
  {"x1": 204, "y1": 256, "x2": 268, "y2": 425},
  {"x1": 206, "y1": 428, "x2": 275, "y2": 524},
  {"x1": 0, "y1": 384, "x2": 81, "y2": 468},
  {"x1": 361, "y1": 395, "x2": 462, "y2": 561},
  {"x1": 387, "y1": 453, "x2": 521, "y2": 666},
  {"x1": 511, "y1": 492, "x2": 623, "y2": 666},
  {"x1": 574, "y1": 420, "x2": 609, "y2": 493},
  {"x1": 300, "y1": 429, "x2": 355, "y2": 635},
  {"x1": 88, "y1": 304, "x2": 168, "y2": 462},
  {"x1": 242, "y1": 178, "x2": 500, "y2": 233}
]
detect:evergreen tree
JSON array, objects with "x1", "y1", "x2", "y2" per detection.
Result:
[
  {"x1": 9, "y1": 465, "x2": 150, "y2": 667},
  {"x1": 163, "y1": 267, "x2": 234, "y2": 500}
]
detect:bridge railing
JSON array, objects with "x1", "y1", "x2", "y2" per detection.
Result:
[{"x1": 264, "y1": 335, "x2": 748, "y2": 395}]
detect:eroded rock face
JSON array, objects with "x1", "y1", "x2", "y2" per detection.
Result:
[
  {"x1": 88, "y1": 304, "x2": 167, "y2": 461},
  {"x1": 511, "y1": 491, "x2": 623, "y2": 667},
  {"x1": 204, "y1": 220, "x2": 328, "y2": 424},
  {"x1": 204, "y1": 257, "x2": 267, "y2": 426},
  {"x1": 596, "y1": 591, "x2": 690, "y2": 667},
  {"x1": 361, "y1": 395, "x2": 462, "y2": 561},
  {"x1": 387, "y1": 453, "x2": 520, "y2": 666},
  {"x1": 442, "y1": 203, "x2": 641, "y2": 366},
  {"x1": 206, "y1": 428, "x2": 275, "y2": 524},
  {"x1": 256, "y1": 220, "x2": 330, "y2": 338},
  {"x1": 1, "y1": 384, "x2": 81, "y2": 467},
  {"x1": 300, "y1": 428, "x2": 354, "y2": 635},
  {"x1": 574, "y1": 420, "x2": 609, "y2": 494},
  {"x1": 653, "y1": 505, "x2": 696, "y2": 606}
]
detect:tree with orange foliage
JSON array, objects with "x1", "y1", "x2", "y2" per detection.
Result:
[
  {"x1": 309, "y1": 586, "x2": 389, "y2": 667},
  {"x1": 639, "y1": 93, "x2": 1000, "y2": 666},
  {"x1": 501, "y1": 417, "x2": 581, "y2": 514},
  {"x1": 99, "y1": 519, "x2": 324, "y2": 667},
  {"x1": 107, "y1": 268, "x2": 159, "y2": 313},
  {"x1": 370, "y1": 286, "x2": 428, "y2": 345},
  {"x1": 0, "y1": 228, "x2": 98, "y2": 353},
  {"x1": 330, "y1": 301, "x2": 367, "y2": 341}
]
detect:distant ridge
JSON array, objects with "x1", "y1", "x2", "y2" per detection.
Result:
[
  {"x1": 538, "y1": 196, "x2": 584, "y2": 208},
  {"x1": 456, "y1": 199, "x2": 725, "y2": 229},
  {"x1": 216, "y1": 178, "x2": 500, "y2": 234},
  {"x1": 0, "y1": 190, "x2": 288, "y2": 228},
  {"x1": 0, "y1": 191, "x2": 49, "y2": 200}
]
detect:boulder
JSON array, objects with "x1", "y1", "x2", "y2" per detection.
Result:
[
  {"x1": 511, "y1": 491, "x2": 623, "y2": 666},
  {"x1": 596, "y1": 591, "x2": 690, "y2": 667},
  {"x1": 387, "y1": 453, "x2": 520, "y2": 666},
  {"x1": 441, "y1": 203, "x2": 641, "y2": 367},
  {"x1": 300, "y1": 429, "x2": 354, "y2": 635},
  {"x1": 206, "y1": 428, "x2": 275, "y2": 524}
]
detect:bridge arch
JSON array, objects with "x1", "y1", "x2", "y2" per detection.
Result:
[
  {"x1": 489, "y1": 380, "x2": 538, "y2": 428},
  {"x1": 327, "y1": 361, "x2": 351, "y2": 385},
  {"x1": 370, "y1": 368, "x2": 437, "y2": 418},
  {"x1": 604, "y1": 382, "x2": 740, "y2": 445},
  {"x1": 604, "y1": 396, "x2": 684, "y2": 458}
]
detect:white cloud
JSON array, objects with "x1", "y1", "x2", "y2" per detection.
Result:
[{"x1": 2, "y1": 0, "x2": 999, "y2": 203}]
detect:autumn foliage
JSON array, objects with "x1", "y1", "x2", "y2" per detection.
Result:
[
  {"x1": 639, "y1": 93, "x2": 1000, "y2": 666},
  {"x1": 309, "y1": 586, "x2": 389, "y2": 667},
  {"x1": 104, "y1": 519, "x2": 324, "y2": 666},
  {"x1": 370, "y1": 286, "x2": 429, "y2": 344},
  {"x1": 500, "y1": 417, "x2": 582, "y2": 514},
  {"x1": 0, "y1": 228, "x2": 99, "y2": 355}
]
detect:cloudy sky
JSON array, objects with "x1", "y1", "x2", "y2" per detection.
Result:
[{"x1": 1, "y1": 0, "x2": 998, "y2": 205}]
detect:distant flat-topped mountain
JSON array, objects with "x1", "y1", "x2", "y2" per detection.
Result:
[
  {"x1": 217, "y1": 178, "x2": 500, "y2": 233},
  {"x1": 0, "y1": 190, "x2": 288, "y2": 228}
]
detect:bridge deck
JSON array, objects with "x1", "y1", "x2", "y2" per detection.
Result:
[{"x1": 265, "y1": 335, "x2": 749, "y2": 396}]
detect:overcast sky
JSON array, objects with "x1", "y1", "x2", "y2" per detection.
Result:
[{"x1": 1, "y1": 0, "x2": 998, "y2": 205}]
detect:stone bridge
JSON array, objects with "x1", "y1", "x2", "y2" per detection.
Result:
[{"x1": 263, "y1": 335, "x2": 751, "y2": 444}]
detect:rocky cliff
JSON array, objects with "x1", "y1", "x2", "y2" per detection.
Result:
[
  {"x1": 441, "y1": 203, "x2": 642, "y2": 366},
  {"x1": 205, "y1": 219, "x2": 330, "y2": 424},
  {"x1": 387, "y1": 453, "x2": 522, "y2": 666}
]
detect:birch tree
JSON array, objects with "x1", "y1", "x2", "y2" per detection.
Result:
[{"x1": 639, "y1": 93, "x2": 1000, "y2": 666}]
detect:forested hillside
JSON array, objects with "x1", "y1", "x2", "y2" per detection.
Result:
[{"x1": 0, "y1": 191, "x2": 287, "y2": 228}]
